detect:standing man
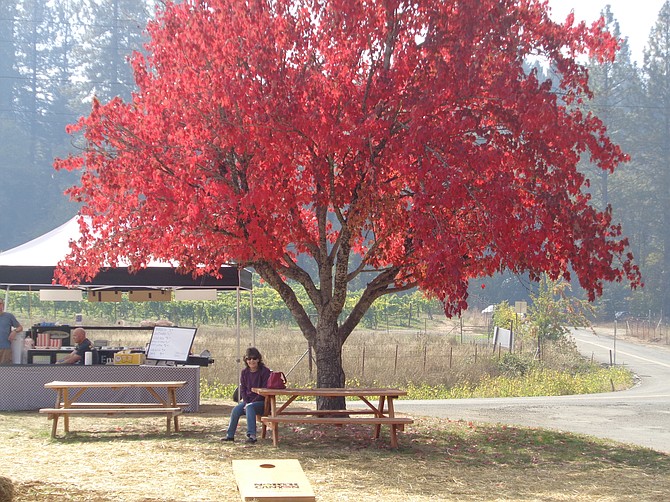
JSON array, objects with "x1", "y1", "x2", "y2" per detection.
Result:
[
  {"x1": 58, "y1": 327, "x2": 92, "y2": 365},
  {"x1": 0, "y1": 298, "x2": 23, "y2": 364}
]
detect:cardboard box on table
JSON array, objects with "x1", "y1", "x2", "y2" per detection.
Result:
[{"x1": 113, "y1": 353, "x2": 146, "y2": 365}]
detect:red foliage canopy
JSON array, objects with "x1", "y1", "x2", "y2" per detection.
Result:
[{"x1": 56, "y1": 0, "x2": 640, "y2": 317}]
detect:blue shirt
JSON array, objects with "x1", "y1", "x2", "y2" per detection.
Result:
[{"x1": 0, "y1": 312, "x2": 20, "y2": 349}]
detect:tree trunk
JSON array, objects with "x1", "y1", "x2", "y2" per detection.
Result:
[{"x1": 314, "y1": 323, "x2": 346, "y2": 410}]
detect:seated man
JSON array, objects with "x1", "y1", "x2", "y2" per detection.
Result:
[{"x1": 58, "y1": 327, "x2": 92, "y2": 365}]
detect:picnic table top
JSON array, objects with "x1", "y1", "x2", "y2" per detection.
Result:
[
  {"x1": 45, "y1": 380, "x2": 187, "y2": 388},
  {"x1": 252, "y1": 387, "x2": 407, "y2": 397}
]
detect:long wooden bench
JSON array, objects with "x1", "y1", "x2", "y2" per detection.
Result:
[
  {"x1": 66, "y1": 402, "x2": 190, "y2": 409},
  {"x1": 39, "y1": 406, "x2": 184, "y2": 437},
  {"x1": 261, "y1": 415, "x2": 413, "y2": 447},
  {"x1": 270, "y1": 409, "x2": 376, "y2": 416}
]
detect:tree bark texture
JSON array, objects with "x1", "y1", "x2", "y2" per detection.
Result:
[{"x1": 314, "y1": 323, "x2": 346, "y2": 410}]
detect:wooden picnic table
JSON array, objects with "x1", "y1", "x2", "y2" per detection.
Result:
[
  {"x1": 40, "y1": 380, "x2": 187, "y2": 438},
  {"x1": 252, "y1": 387, "x2": 413, "y2": 448}
]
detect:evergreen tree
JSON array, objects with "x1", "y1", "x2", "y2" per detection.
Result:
[
  {"x1": 583, "y1": 6, "x2": 648, "y2": 318},
  {"x1": 0, "y1": 2, "x2": 19, "y2": 120},
  {"x1": 10, "y1": 0, "x2": 81, "y2": 241},
  {"x1": 0, "y1": 0, "x2": 155, "y2": 250},
  {"x1": 640, "y1": 0, "x2": 670, "y2": 317},
  {"x1": 70, "y1": 0, "x2": 154, "y2": 104}
]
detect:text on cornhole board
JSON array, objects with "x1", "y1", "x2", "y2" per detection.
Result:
[{"x1": 232, "y1": 459, "x2": 316, "y2": 502}]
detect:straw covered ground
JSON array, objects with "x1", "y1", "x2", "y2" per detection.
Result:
[{"x1": 2, "y1": 399, "x2": 670, "y2": 501}]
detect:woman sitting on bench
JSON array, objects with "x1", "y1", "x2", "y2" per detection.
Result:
[{"x1": 221, "y1": 347, "x2": 270, "y2": 444}]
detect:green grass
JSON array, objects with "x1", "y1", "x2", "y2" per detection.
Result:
[
  {"x1": 200, "y1": 364, "x2": 634, "y2": 401},
  {"x1": 441, "y1": 365, "x2": 633, "y2": 398},
  {"x1": 200, "y1": 380, "x2": 238, "y2": 400}
]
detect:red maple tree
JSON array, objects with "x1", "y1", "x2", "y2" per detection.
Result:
[{"x1": 56, "y1": 0, "x2": 640, "y2": 408}]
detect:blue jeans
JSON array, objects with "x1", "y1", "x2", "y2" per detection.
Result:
[{"x1": 226, "y1": 400, "x2": 265, "y2": 438}]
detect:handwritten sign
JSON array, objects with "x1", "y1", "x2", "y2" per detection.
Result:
[{"x1": 146, "y1": 326, "x2": 197, "y2": 363}]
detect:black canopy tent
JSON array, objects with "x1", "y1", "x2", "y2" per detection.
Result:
[
  {"x1": 0, "y1": 217, "x2": 255, "y2": 365},
  {"x1": 0, "y1": 264, "x2": 252, "y2": 292},
  {"x1": 0, "y1": 217, "x2": 252, "y2": 292}
]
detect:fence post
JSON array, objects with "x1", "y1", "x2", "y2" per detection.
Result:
[
  {"x1": 394, "y1": 343, "x2": 399, "y2": 375},
  {"x1": 362, "y1": 343, "x2": 366, "y2": 377},
  {"x1": 308, "y1": 343, "x2": 313, "y2": 378},
  {"x1": 423, "y1": 344, "x2": 427, "y2": 373},
  {"x1": 474, "y1": 344, "x2": 477, "y2": 364},
  {"x1": 449, "y1": 346, "x2": 453, "y2": 369},
  {"x1": 509, "y1": 321, "x2": 514, "y2": 353}
]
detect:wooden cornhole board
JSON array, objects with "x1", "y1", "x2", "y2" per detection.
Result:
[{"x1": 232, "y1": 459, "x2": 316, "y2": 501}]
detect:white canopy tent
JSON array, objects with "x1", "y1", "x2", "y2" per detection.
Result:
[
  {"x1": 0, "y1": 217, "x2": 252, "y2": 294},
  {"x1": 0, "y1": 216, "x2": 255, "y2": 365}
]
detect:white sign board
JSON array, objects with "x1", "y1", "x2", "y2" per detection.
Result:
[
  {"x1": 39, "y1": 289, "x2": 84, "y2": 301},
  {"x1": 493, "y1": 326, "x2": 513, "y2": 349},
  {"x1": 146, "y1": 326, "x2": 197, "y2": 363}
]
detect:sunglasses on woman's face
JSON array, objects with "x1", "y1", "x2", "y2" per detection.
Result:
[{"x1": 246, "y1": 357, "x2": 259, "y2": 361}]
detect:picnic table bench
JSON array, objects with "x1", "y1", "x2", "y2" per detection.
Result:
[
  {"x1": 40, "y1": 380, "x2": 188, "y2": 438},
  {"x1": 252, "y1": 387, "x2": 413, "y2": 448}
]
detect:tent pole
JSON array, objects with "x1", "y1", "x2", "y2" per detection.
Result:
[
  {"x1": 250, "y1": 289, "x2": 255, "y2": 347},
  {"x1": 236, "y1": 279, "x2": 242, "y2": 402},
  {"x1": 236, "y1": 285, "x2": 241, "y2": 361}
]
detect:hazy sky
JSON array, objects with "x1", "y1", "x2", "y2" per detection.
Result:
[{"x1": 546, "y1": 0, "x2": 667, "y2": 64}]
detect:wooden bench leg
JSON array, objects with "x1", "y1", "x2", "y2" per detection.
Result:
[
  {"x1": 260, "y1": 398, "x2": 270, "y2": 439},
  {"x1": 173, "y1": 415, "x2": 180, "y2": 432},
  {"x1": 389, "y1": 424, "x2": 399, "y2": 449},
  {"x1": 271, "y1": 423, "x2": 279, "y2": 447},
  {"x1": 50, "y1": 414, "x2": 59, "y2": 438},
  {"x1": 61, "y1": 389, "x2": 70, "y2": 434},
  {"x1": 51, "y1": 390, "x2": 62, "y2": 438},
  {"x1": 375, "y1": 395, "x2": 385, "y2": 439},
  {"x1": 373, "y1": 424, "x2": 381, "y2": 439}
]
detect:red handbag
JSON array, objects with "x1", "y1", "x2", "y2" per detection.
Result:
[{"x1": 267, "y1": 371, "x2": 287, "y2": 389}]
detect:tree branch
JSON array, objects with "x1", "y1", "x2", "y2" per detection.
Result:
[
  {"x1": 253, "y1": 261, "x2": 316, "y2": 343},
  {"x1": 280, "y1": 253, "x2": 323, "y2": 310},
  {"x1": 339, "y1": 265, "x2": 416, "y2": 341}
]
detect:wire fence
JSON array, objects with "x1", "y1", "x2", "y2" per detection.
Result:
[
  {"x1": 619, "y1": 320, "x2": 669, "y2": 344},
  {"x1": 198, "y1": 323, "x2": 552, "y2": 388}
]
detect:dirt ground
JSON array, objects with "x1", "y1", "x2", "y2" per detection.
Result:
[{"x1": 3, "y1": 398, "x2": 670, "y2": 502}]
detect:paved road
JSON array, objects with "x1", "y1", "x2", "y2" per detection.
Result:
[{"x1": 392, "y1": 328, "x2": 670, "y2": 453}]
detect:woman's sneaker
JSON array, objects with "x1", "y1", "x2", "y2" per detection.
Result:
[
  {"x1": 220, "y1": 436, "x2": 234, "y2": 442},
  {"x1": 245, "y1": 436, "x2": 257, "y2": 444}
]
